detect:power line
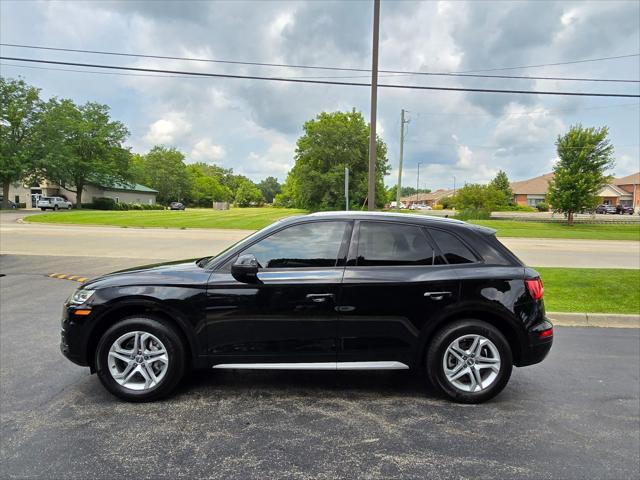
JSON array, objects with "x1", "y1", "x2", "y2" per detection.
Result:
[
  {"x1": 2, "y1": 56, "x2": 639, "y2": 98},
  {"x1": 1, "y1": 43, "x2": 638, "y2": 84},
  {"x1": 412, "y1": 103, "x2": 640, "y2": 118},
  {"x1": 457, "y1": 53, "x2": 640, "y2": 73},
  {"x1": 7, "y1": 61, "x2": 637, "y2": 119}
]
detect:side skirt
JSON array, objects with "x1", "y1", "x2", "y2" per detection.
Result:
[{"x1": 212, "y1": 361, "x2": 410, "y2": 371}]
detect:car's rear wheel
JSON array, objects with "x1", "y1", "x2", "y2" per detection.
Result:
[
  {"x1": 426, "y1": 319, "x2": 512, "y2": 404},
  {"x1": 53, "y1": 205, "x2": 58, "y2": 211},
  {"x1": 95, "y1": 316, "x2": 186, "y2": 402}
]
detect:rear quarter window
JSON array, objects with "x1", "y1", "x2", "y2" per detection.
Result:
[{"x1": 428, "y1": 228, "x2": 477, "y2": 264}]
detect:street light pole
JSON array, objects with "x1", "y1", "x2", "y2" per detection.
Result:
[
  {"x1": 416, "y1": 162, "x2": 423, "y2": 204},
  {"x1": 345, "y1": 167, "x2": 349, "y2": 211},
  {"x1": 367, "y1": 0, "x2": 380, "y2": 211},
  {"x1": 396, "y1": 108, "x2": 409, "y2": 211}
]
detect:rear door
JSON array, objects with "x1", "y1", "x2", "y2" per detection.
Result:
[{"x1": 337, "y1": 220, "x2": 460, "y2": 367}]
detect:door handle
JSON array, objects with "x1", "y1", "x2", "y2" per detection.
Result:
[
  {"x1": 424, "y1": 291, "x2": 452, "y2": 301},
  {"x1": 306, "y1": 293, "x2": 334, "y2": 303}
]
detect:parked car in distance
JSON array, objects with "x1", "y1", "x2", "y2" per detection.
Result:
[
  {"x1": 615, "y1": 204, "x2": 634, "y2": 215},
  {"x1": 60, "y1": 211, "x2": 553, "y2": 404},
  {"x1": 595, "y1": 204, "x2": 617, "y2": 214},
  {"x1": 37, "y1": 196, "x2": 72, "y2": 211},
  {"x1": 389, "y1": 201, "x2": 407, "y2": 209},
  {"x1": 0, "y1": 198, "x2": 18, "y2": 209},
  {"x1": 416, "y1": 204, "x2": 433, "y2": 210},
  {"x1": 169, "y1": 202, "x2": 186, "y2": 210}
]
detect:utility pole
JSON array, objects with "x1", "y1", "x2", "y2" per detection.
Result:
[
  {"x1": 396, "y1": 108, "x2": 409, "y2": 211},
  {"x1": 416, "y1": 161, "x2": 423, "y2": 204},
  {"x1": 367, "y1": 0, "x2": 380, "y2": 211},
  {"x1": 345, "y1": 167, "x2": 349, "y2": 211}
]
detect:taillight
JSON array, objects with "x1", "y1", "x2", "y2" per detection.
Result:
[
  {"x1": 539, "y1": 328, "x2": 553, "y2": 339},
  {"x1": 525, "y1": 277, "x2": 544, "y2": 301}
]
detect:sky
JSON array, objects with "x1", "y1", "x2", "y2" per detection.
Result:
[{"x1": 1, "y1": 0, "x2": 639, "y2": 191}]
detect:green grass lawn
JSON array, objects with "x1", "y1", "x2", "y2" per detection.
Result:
[
  {"x1": 536, "y1": 267, "x2": 640, "y2": 314},
  {"x1": 470, "y1": 220, "x2": 640, "y2": 241},
  {"x1": 25, "y1": 207, "x2": 307, "y2": 230},
  {"x1": 24, "y1": 208, "x2": 640, "y2": 240}
]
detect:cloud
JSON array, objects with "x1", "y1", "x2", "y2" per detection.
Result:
[
  {"x1": 191, "y1": 139, "x2": 225, "y2": 163},
  {"x1": 2, "y1": 0, "x2": 637, "y2": 190},
  {"x1": 143, "y1": 113, "x2": 192, "y2": 145}
]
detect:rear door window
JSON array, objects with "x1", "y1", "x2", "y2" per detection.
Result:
[
  {"x1": 428, "y1": 229, "x2": 477, "y2": 264},
  {"x1": 356, "y1": 222, "x2": 436, "y2": 266}
]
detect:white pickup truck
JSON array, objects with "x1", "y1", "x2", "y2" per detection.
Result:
[{"x1": 36, "y1": 196, "x2": 73, "y2": 211}]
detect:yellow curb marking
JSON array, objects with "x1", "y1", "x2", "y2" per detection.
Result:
[{"x1": 47, "y1": 273, "x2": 87, "y2": 283}]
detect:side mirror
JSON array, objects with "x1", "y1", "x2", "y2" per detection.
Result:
[{"x1": 231, "y1": 254, "x2": 260, "y2": 283}]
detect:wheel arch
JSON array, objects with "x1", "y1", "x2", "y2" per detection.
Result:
[
  {"x1": 85, "y1": 299, "x2": 200, "y2": 372},
  {"x1": 416, "y1": 306, "x2": 526, "y2": 368}
]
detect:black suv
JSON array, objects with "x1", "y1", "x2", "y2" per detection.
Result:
[{"x1": 61, "y1": 212, "x2": 552, "y2": 403}]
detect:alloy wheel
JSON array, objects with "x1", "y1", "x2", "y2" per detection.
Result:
[
  {"x1": 442, "y1": 334, "x2": 501, "y2": 393},
  {"x1": 107, "y1": 331, "x2": 169, "y2": 391}
]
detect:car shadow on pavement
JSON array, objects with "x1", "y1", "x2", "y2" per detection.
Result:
[{"x1": 178, "y1": 369, "x2": 440, "y2": 400}]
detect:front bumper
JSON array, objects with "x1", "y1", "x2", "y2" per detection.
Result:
[{"x1": 60, "y1": 305, "x2": 92, "y2": 367}]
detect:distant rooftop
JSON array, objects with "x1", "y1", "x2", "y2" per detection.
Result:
[{"x1": 90, "y1": 179, "x2": 158, "y2": 193}]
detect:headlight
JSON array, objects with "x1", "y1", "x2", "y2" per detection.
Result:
[{"x1": 70, "y1": 289, "x2": 96, "y2": 305}]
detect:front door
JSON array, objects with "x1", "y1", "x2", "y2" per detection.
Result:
[
  {"x1": 338, "y1": 221, "x2": 460, "y2": 367},
  {"x1": 205, "y1": 220, "x2": 351, "y2": 366}
]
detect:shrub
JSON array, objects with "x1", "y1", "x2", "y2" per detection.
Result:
[
  {"x1": 440, "y1": 197, "x2": 455, "y2": 209},
  {"x1": 433, "y1": 204, "x2": 444, "y2": 210},
  {"x1": 455, "y1": 208, "x2": 492, "y2": 220},
  {"x1": 536, "y1": 202, "x2": 549, "y2": 212},
  {"x1": 92, "y1": 197, "x2": 117, "y2": 210}
]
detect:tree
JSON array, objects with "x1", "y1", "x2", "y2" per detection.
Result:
[
  {"x1": 548, "y1": 125, "x2": 614, "y2": 225},
  {"x1": 41, "y1": 99, "x2": 130, "y2": 207},
  {"x1": 0, "y1": 77, "x2": 43, "y2": 208},
  {"x1": 283, "y1": 110, "x2": 390, "y2": 210},
  {"x1": 132, "y1": 146, "x2": 191, "y2": 205},
  {"x1": 257, "y1": 176, "x2": 281, "y2": 203},
  {"x1": 489, "y1": 170, "x2": 514, "y2": 207},
  {"x1": 186, "y1": 163, "x2": 232, "y2": 206},
  {"x1": 234, "y1": 178, "x2": 264, "y2": 207},
  {"x1": 453, "y1": 183, "x2": 505, "y2": 216}
]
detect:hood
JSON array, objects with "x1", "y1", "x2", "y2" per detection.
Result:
[{"x1": 82, "y1": 258, "x2": 211, "y2": 290}]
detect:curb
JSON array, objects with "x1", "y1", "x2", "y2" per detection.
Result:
[
  {"x1": 548, "y1": 312, "x2": 640, "y2": 329},
  {"x1": 47, "y1": 273, "x2": 88, "y2": 283}
]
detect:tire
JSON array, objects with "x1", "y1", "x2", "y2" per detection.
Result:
[
  {"x1": 95, "y1": 315, "x2": 186, "y2": 402},
  {"x1": 426, "y1": 319, "x2": 513, "y2": 404},
  {"x1": 53, "y1": 205, "x2": 58, "y2": 211}
]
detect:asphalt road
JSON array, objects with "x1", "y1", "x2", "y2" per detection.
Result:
[
  {"x1": 1, "y1": 211, "x2": 639, "y2": 268},
  {"x1": 1, "y1": 254, "x2": 639, "y2": 479}
]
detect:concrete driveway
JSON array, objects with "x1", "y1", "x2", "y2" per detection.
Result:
[{"x1": 1, "y1": 211, "x2": 639, "y2": 268}]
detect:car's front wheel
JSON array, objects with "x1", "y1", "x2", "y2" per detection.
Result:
[
  {"x1": 95, "y1": 316, "x2": 186, "y2": 402},
  {"x1": 426, "y1": 319, "x2": 513, "y2": 403}
]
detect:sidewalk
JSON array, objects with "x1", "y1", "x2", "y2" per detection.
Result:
[{"x1": 549, "y1": 312, "x2": 640, "y2": 328}]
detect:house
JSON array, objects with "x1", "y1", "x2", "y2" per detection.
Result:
[
  {"x1": 510, "y1": 173, "x2": 554, "y2": 207},
  {"x1": 613, "y1": 172, "x2": 640, "y2": 208},
  {"x1": 511, "y1": 171, "x2": 639, "y2": 208},
  {"x1": 6, "y1": 179, "x2": 158, "y2": 208},
  {"x1": 400, "y1": 189, "x2": 456, "y2": 207}
]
